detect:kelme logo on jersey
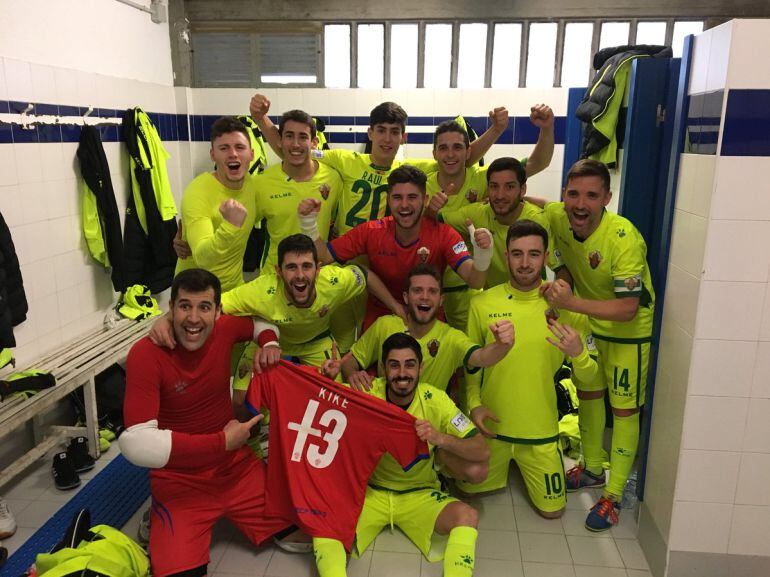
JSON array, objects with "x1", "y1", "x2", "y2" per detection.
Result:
[
  {"x1": 318, "y1": 183, "x2": 330, "y2": 200},
  {"x1": 427, "y1": 338, "x2": 440, "y2": 357},
  {"x1": 451, "y1": 241, "x2": 467, "y2": 255},
  {"x1": 465, "y1": 189, "x2": 478, "y2": 202},
  {"x1": 417, "y1": 246, "x2": 431, "y2": 263},
  {"x1": 589, "y1": 250, "x2": 603, "y2": 269}
]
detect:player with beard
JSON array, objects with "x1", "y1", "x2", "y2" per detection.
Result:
[
  {"x1": 540, "y1": 160, "x2": 655, "y2": 531},
  {"x1": 339, "y1": 333, "x2": 489, "y2": 577},
  {"x1": 459, "y1": 220, "x2": 598, "y2": 520},
  {"x1": 340, "y1": 263, "x2": 513, "y2": 392},
  {"x1": 298, "y1": 165, "x2": 494, "y2": 331},
  {"x1": 425, "y1": 109, "x2": 554, "y2": 328},
  {"x1": 434, "y1": 157, "x2": 558, "y2": 290},
  {"x1": 176, "y1": 117, "x2": 258, "y2": 292}
]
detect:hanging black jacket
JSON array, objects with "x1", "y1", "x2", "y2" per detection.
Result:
[
  {"x1": 77, "y1": 125, "x2": 126, "y2": 292},
  {"x1": 0, "y1": 212, "x2": 28, "y2": 348},
  {"x1": 121, "y1": 108, "x2": 178, "y2": 294}
]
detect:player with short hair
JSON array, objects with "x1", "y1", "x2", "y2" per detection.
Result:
[
  {"x1": 121, "y1": 269, "x2": 295, "y2": 577},
  {"x1": 299, "y1": 165, "x2": 494, "y2": 331},
  {"x1": 460, "y1": 220, "x2": 598, "y2": 520},
  {"x1": 176, "y1": 116, "x2": 258, "y2": 292},
  {"x1": 541, "y1": 159, "x2": 655, "y2": 531},
  {"x1": 352, "y1": 332, "x2": 489, "y2": 577},
  {"x1": 340, "y1": 263, "x2": 514, "y2": 392},
  {"x1": 434, "y1": 157, "x2": 557, "y2": 291}
]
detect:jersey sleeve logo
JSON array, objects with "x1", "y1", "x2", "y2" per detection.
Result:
[
  {"x1": 319, "y1": 183, "x2": 330, "y2": 200},
  {"x1": 312, "y1": 149, "x2": 324, "y2": 160},
  {"x1": 617, "y1": 228, "x2": 626, "y2": 238},
  {"x1": 465, "y1": 189, "x2": 478, "y2": 202},
  {"x1": 427, "y1": 338, "x2": 440, "y2": 357},
  {"x1": 351, "y1": 266, "x2": 364, "y2": 286},
  {"x1": 451, "y1": 241, "x2": 467, "y2": 255},
  {"x1": 588, "y1": 250, "x2": 603, "y2": 269},
  {"x1": 451, "y1": 411, "x2": 472, "y2": 434},
  {"x1": 418, "y1": 246, "x2": 431, "y2": 263}
]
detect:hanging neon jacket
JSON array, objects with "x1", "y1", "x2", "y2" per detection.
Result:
[{"x1": 121, "y1": 107, "x2": 178, "y2": 293}]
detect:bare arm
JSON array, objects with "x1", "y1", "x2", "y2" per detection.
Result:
[
  {"x1": 416, "y1": 419, "x2": 490, "y2": 462},
  {"x1": 249, "y1": 93, "x2": 283, "y2": 158},
  {"x1": 545, "y1": 279, "x2": 640, "y2": 322},
  {"x1": 466, "y1": 107, "x2": 509, "y2": 165},
  {"x1": 363, "y1": 267, "x2": 407, "y2": 321},
  {"x1": 524, "y1": 104, "x2": 555, "y2": 178}
]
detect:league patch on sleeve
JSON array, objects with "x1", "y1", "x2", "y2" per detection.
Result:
[
  {"x1": 451, "y1": 411, "x2": 472, "y2": 434},
  {"x1": 311, "y1": 149, "x2": 324, "y2": 159},
  {"x1": 452, "y1": 241, "x2": 468, "y2": 255},
  {"x1": 351, "y1": 266, "x2": 364, "y2": 286},
  {"x1": 615, "y1": 274, "x2": 642, "y2": 293}
]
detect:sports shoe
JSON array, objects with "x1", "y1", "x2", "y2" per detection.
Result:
[
  {"x1": 0, "y1": 498, "x2": 17, "y2": 539},
  {"x1": 565, "y1": 464, "x2": 606, "y2": 492},
  {"x1": 53, "y1": 452, "x2": 81, "y2": 490},
  {"x1": 137, "y1": 508, "x2": 151, "y2": 546},
  {"x1": 585, "y1": 496, "x2": 621, "y2": 532},
  {"x1": 67, "y1": 437, "x2": 95, "y2": 473}
]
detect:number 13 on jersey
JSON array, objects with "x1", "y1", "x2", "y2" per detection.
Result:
[{"x1": 288, "y1": 400, "x2": 348, "y2": 469}]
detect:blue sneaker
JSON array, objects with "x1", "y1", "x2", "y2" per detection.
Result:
[
  {"x1": 565, "y1": 465, "x2": 606, "y2": 492},
  {"x1": 585, "y1": 496, "x2": 620, "y2": 532}
]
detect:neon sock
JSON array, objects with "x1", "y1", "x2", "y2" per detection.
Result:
[
  {"x1": 606, "y1": 412, "x2": 640, "y2": 498},
  {"x1": 313, "y1": 537, "x2": 347, "y2": 577},
  {"x1": 443, "y1": 526, "x2": 478, "y2": 577},
  {"x1": 578, "y1": 396, "x2": 606, "y2": 475}
]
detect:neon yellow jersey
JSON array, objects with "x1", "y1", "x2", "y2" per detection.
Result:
[
  {"x1": 349, "y1": 315, "x2": 480, "y2": 391},
  {"x1": 544, "y1": 203, "x2": 655, "y2": 341},
  {"x1": 221, "y1": 265, "x2": 366, "y2": 355},
  {"x1": 440, "y1": 201, "x2": 557, "y2": 289},
  {"x1": 312, "y1": 149, "x2": 437, "y2": 235},
  {"x1": 425, "y1": 166, "x2": 488, "y2": 289},
  {"x1": 255, "y1": 162, "x2": 343, "y2": 272},
  {"x1": 366, "y1": 378, "x2": 477, "y2": 492},
  {"x1": 466, "y1": 284, "x2": 598, "y2": 443},
  {"x1": 176, "y1": 172, "x2": 258, "y2": 292}
]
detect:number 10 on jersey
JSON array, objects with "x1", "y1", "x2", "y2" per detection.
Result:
[{"x1": 288, "y1": 400, "x2": 348, "y2": 469}]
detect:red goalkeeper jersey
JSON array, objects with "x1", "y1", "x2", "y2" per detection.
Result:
[{"x1": 246, "y1": 361, "x2": 429, "y2": 550}]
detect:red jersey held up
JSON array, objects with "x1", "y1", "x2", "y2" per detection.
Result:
[
  {"x1": 328, "y1": 216, "x2": 471, "y2": 327},
  {"x1": 246, "y1": 361, "x2": 429, "y2": 550}
]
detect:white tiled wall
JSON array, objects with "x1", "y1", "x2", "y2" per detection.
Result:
[{"x1": 644, "y1": 19, "x2": 770, "y2": 566}]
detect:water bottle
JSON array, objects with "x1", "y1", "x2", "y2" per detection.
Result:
[{"x1": 621, "y1": 471, "x2": 638, "y2": 510}]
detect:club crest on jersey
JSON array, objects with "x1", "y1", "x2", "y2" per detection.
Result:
[
  {"x1": 545, "y1": 308, "x2": 560, "y2": 322},
  {"x1": 465, "y1": 189, "x2": 478, "y2": 202},
  {"x1": 624, "y1": 276, "x2": 640, "y2": 291},
  {"x1": 318, "y1": 183, "x2": 330, "y2": 200},
  {"x1": 588, "y1": 250, "x2": 602, "y2": 269},
  {"x1": 427, "y1": 338, "x2": 440, "y2": 357},
  {"x1": 318, "y1": 304, "x2": 330, "y2": 318},
  {"x1": 417, "y1": 246, "x2": 431, "y2": 263}
]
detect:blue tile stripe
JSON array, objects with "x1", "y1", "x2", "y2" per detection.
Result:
[
  {"x1": 0, "y1": 100, "x2": 568, "y2": 146},
  {"x1": 721, "y1": 89, "x2": 770, "y2": 157}
]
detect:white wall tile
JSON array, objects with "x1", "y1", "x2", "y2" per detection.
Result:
[
  {"x1": 705, "y1": 22, "x2": 731, "y2": 93},
  {"x1": 681, "y1": 395, "x2": 748, "y2": 451},
  {"x1": 687, "y1": 28, "x2": 711, "y2": 95},
  {"x1": 742, "y1": 398, "x2": 770, "y2": 453},
  {"x1": 18, "y1": 220, "x2": 51, "y2": 264},
  {"x1": 30, "y1": 63, "x2": 57, "y2": 104},
  {"x1": 751, "y1": 342, "x2": 770, "y2": 398},
  {"x1": 40, "y1": 143, "x2": 66, "y2": 183},
  {"x1": 30, "y1": 293, "x2": 61, "y2": 336},
  {"x1": 760, "y1": 279, "x2": 770, "y2": 342},
  {"x1": 431, "y1": 89, "x2": 461, "y2": 116},
  {"x1": 0, "y1": 184, "x2": 23, "y2": 228},
  {"x1": 663, "y1": 263, "x2": 701, "y2": 336},
  {"x1": 3, "y1": 58, "x2": 33, "y2": 101},
  {"x1": 702, "y1": 220, "x2": 770, "y2": 283},
  {"x1": 0, "y1": 57, "x2": 7, "y2": 101},
  {"x1": 0, "y1": 146, "x2": 18, "y2": 187},
  {"x1": 300, "y1": 88, "x2": 329, "y2": 115},
  {"x1": 19, "y1": 181, "x2": 46, "y2": 225},
  {"x1": 726, "y1": 20, "x2": 770, "y2": 89},
  {"x1": 674, "y1": 449, "x2": 741, "y2": 503},
  {"x1": 688, "y1": 339, "x2": 756, "y2": 397},
  {"x1": 669, "y1": 209, "x2": 707, "y2": 278},
  {"x1": 14, "y1": 142, "x2": 44, "y2": 184},
  {"x1": 728, "y1": 505, "x2": 770, "y2": 556},
  {"x1": 53, "y1": 66, "x2": 79, "y2": 106},
  {"x1": 669, "y1": 501, "x2": 732, "y2": 553},
  {"x1": 711, "y1": 156, "x2": 770, "y2": 221},
  {"x1": 20, "y1": 258, "x2": 58, "y2": 302},
  {"x1": 57, "y1": 285, "x2": 81, "y2": 326},
  {"x1": 405, "y1": 89, "x2": 437, "y2": 116},
  {"x1": 657, "y1": 318, "x2": 694, "y2": 394},
  {"x1": 735, "y1": 453, "x2": 770, "y2": 506},
  {"x1": 75, "y1": 70, "x2": 98, "y2": 107},
  {"x1": 694, "y1": 281, "x2": 766, "y2": 341},
  {"x1": 675, "y1": 154, "x2": 714, "y2": 218},
  {"x1": 354, "y1": 89, "x2": 384, "y2": 116}
]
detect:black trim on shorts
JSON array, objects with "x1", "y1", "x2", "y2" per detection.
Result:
[
  {"x1": 168, "y1": 565, "x2": 207, "y2": 577},
  {"x1": 495, "y1": 434, "x2": 560, "y2": 445},
  {"x1": 593, "y1": 334, "x2": 652, "y2": 344}
]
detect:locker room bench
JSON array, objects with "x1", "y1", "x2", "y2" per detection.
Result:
[{"x1": 0, "y1": 317, "x2": 153, "y2": 489}]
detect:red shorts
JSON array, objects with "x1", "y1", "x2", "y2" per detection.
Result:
[{"x1": 149, "y1": 448, "x2": 292, "y2": 576}]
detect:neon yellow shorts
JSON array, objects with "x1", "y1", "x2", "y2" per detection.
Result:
[
  {"x1": 354, "y1": 485, "x2": 456, "y2": 561},
  {"x1": 580, "y1": 339, "x2": 650, "y2": 409},
  {"x1": 457, "y1": 439, "x2": 566, "y2": 513}
]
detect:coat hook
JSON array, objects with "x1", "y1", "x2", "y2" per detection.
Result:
[{"x1": 19, "y1": 103, "x2": 35, "y2": 130}]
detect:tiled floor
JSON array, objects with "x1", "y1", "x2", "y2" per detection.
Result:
[{"x1": 2, "y1": 449, "x2": 652, "y2": 577}]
